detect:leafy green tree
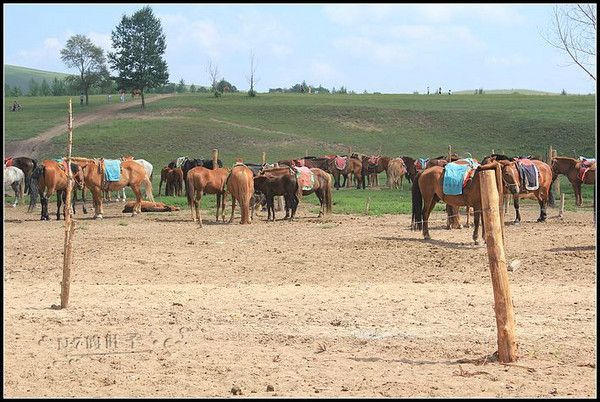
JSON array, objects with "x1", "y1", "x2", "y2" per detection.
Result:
[
  {"x1": 216, "y1": 79, "x2": 237, "y2": 93},
  {"x1": 108, "y1": 6, "x2": 169, "y2": 108},
  {"x1": 9, "y1": 85, "x2": 22, "y2": 97},
  {"x1": 176, "y1": 79, "x2": 187, "y2": 93},
  {"x1": 60, "y1": 34, "x2": 109, "y2": 105},
  {"x1": 40, "y1": 79, "x2": 51, "y2": 96},
  {"x1": 51, "y1": 77, "x2": 66, "y2": 96},
  {"x1": 189, "y1": 84, "x2": 197, "y2": 93},
  {"x1": 28, "y1": 79, "x2": 40, "y2": 96}
]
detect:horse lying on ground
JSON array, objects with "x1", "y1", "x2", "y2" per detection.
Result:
[{"x1": 122, "y1": 201, "x2": 180, "y2": 213}]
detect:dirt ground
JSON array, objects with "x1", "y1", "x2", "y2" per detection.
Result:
[{"x1": 3, "y1": 200, "x2": 596, "y2": 397}]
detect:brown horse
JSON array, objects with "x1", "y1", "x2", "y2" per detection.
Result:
[
  {"x1": 254, "y1": 167, "x2": 299, "y2": 221},
  {"x1": 75, "y1": 159, "x2": 154, "y2": 218},
  {"x1": 328, "y1": 156, "x2": 364, "y2": 189},
  {"x1": 158, "y1": 166, "x2": 171, "y2": 196},
  {"x1": 551, "y1": 156, "x2": 596, "y2": 207},
  {"x1": 295, "y1": 167, "x2": 333, "y2": 218},
  {"x1": 186, "y1": 166, "x2": 230, "y2": 226},
  {"x1": 226, "y1": 162, "x2": 255, "y2": 224},
  {"x1": 28, "y1": 160, "x2": 86, "y2": 220},
  {"x1": 500, "y1": 159, "x2": 553, "y2": 224},
  {"x1": 158, "y1": 167, "x2": 183, "y2": 196},
  {"x1": 364, "y1": 155, "x2": 391, "y2": 187},
  {"x1": 387, "y1": 158, "x2": 407, "y2": 189},
  {"x1": 5, "y1": 156, "x2": 37, "y2": 195},
  {"x1": 412, "y1": 162, "x2": 504, "y2": 244}
]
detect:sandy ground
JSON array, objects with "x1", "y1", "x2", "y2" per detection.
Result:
[{"x1": 3, "y1": 199, "x2": 597, "y2": 397}]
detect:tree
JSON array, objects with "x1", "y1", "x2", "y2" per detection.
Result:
[
  {"x1": 108, "y1": 5, "x2": 169, "y2": 108},
  {"x1": 60, "y1": 34, "x2": 109, "y2": 105},
  {"x1": 40, "y1": 79, "x2": 51, "y2": 96},
  {"x1": 28, "y1": 79, "x2": 39, "y2": 96},
  {"x1": 176, "y1": 79, "x2": 187, "y2": 93},
  {"x1": 543, "y1": 4, "x2": 596, "y2": 81},
  {"x1": 216, "y1": 79, "x2": 237, "y2": 93},
  {"x1": 207, "y1": 60, "x2": 220, "y2": 97},
  {"x1": 189, "y1": 84, "x2": 197, "y2": 93},
  {"x1": 246, "y1": 50, "x2": 258, "y2": 97}
]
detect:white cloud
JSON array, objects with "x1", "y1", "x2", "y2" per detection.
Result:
[
  {"x1": 87, "y1": 31, "x2": 112, "y2": 53},
  {"x1": 335, "y1": 36, "x2": 411, "y2": 65},
  {"x1": 16, "y1": 37, "x2": 62, "y2": 64},
  {"x1": 389, "y1": 24, "x2": 483, "y2": 48}
]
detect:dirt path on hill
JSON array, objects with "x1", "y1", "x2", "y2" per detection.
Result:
[{"x1": 5, "y1": 94, "x2": 174, "y2": 159}]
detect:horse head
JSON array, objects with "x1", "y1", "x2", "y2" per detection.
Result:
[{"x1": 499, "y1": 161, "x2": 520, "y2": 195}]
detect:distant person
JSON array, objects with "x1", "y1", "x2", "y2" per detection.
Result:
[
  {"x1": 11, "y1": 101, "x2": 17, "y2": 112},
  {"x1": 120, "y1": 91, "x2": 125, "y2": 103},
  {"x1": 80, "y1": 92, "x2": 84, "y2": 105},
  {"x1": 448, "y1": 89, "x2": 452, "y2": 95},
  {"x1": 438, "y1": 87, "x2": 442, "y2": 95},
  {"x1": 427, "y1": 86, "x2": 429, "y2": 95},
  {"x1": 107, "y1": 94, "x2": 112, "y2": 103}
]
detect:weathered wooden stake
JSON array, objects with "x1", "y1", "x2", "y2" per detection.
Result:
[
  {"x1": 61, "y1": 98, "x2": 75, "y2": 309},
  {"x1": 274, "y1": 163, "x2": 283, "y2": 211},
  {"x1": 211, "y1": 148, "x2": 218, "y2": 170},
  {"x1": 552, "y1": 149, "x2": 560, "y2": 195},
  {"x1": 447, "y1": 145, "x2": 452, "y2": 161},
  {"x1": 479, "y1": 169, "x2": 517, "y2": 363},
  {"x1": 364, "y1": 196, "x2": 371, "y2": 215},
  {"x1": 262, "y1": 151, "x2": 266, "y2": 165}
]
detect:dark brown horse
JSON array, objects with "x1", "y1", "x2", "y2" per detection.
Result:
[
  {"x1": 5, "y1": 156, "x2": 37, "y2": 195},
  {"x1": 28, "y1": 160, "x2": 86, "y2": 220},
  {"x1": 363, "y1": 155, "x2": 391, "y2": 187},
  {"x1": 186, "y1": 166, "x2": 230, "y2": 226},
  {"x1": 499, "y1": 158, "x2": 553, "y2": 224},
  {"x1": 551, "y1": 156, "x2": 596, "y2": 207},
  {"x1": 253, "y1": 166, "x2": 299, "y2": 221},
  {"x1": 328, "y1": 156, "x2": 364, "y2": 189},
  {"x1": 412, "y1": 161, "x2": 504, "y2": 244}
]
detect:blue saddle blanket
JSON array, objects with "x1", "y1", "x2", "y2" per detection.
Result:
[
  {"x1": 104, "y1": 159, "x2": 121, "y2": 181},
  {"x1": 443, "y1": 158, "x2": 479, "y2": 195}
]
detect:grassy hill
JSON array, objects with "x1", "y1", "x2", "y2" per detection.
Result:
[
  {"x1": 4, "y1": 92, "x2": 596, "y2": 214},
  {"x1": 4, "y1": 64, "x2": 72, "y2": 93}
]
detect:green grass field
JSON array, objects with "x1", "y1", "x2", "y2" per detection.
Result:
[{"x1": 4, "y1": 92, "x2": 596, "y2": 214}]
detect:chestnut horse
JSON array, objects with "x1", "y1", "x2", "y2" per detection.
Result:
[
  {"x1": 551, "y1": 156, "x2": 596, "y2": 207},
  {"x1": 328, "y1": 156, "x2": 364, "y2": 189},
  {"x1": 387, "y1": 158, "x2": 407, "y2": 189},
  {"x1": 28, "y1": 160, "x2": 86, "y2": 220},
  {"x1": 226, "y1": 162, "x2": 255, "y2": 224},
  {"x1": 75, "y1": 159, "x2": 154, "y2": 218},
  {"x1": 295, "y1": 167, "x2": 333, "y2": 218},
  {"x1": 412, "y1": 162, "x2": 504, "y2": 244},
  {"x1": 186, "y1": 166, "x2": 230, "y2": 226}
]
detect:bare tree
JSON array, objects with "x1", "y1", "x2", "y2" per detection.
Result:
[
  {"x1": 543, "y1": 4, "x2": 596, "y2": 81},
  {"x1": 207, "y1": 60, "x2": 220, "y2": 95},
  {"x1": 246, "y1": 50, "x2": 259, "y2": 97}
]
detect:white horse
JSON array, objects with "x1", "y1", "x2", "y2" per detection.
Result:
[
  {"x1": 4, "y1": 166, "x2": 25, "y2": 207},
  {"x1": 115, "y1": 159, "x2": 154, "y2": 202}
]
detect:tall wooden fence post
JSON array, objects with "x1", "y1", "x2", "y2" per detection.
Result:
[
  {"x1": 548, "y1": 146, "x2": 556, "y2": 207},
  {"x1": 262, "y1": 151, "x2": 266, "y2": 165},
  {"x1": 211, "y1": 149, "x2": 218, "y2": 170},
  {"x1": 479, "y1": 169, "x2": 518, "y2": 363},
  {"x1": 552, "y1": 149, "x2": 560, "y2": 195},
  {"x1": 61, "y1": 99, "x2": 76, "y2": 309},
  {"x1": 274, "y1": 162, "x2": 283, "y2": 211}
]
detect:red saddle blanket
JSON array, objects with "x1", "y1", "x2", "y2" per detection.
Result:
[
  {"x1": 368, "y1": 156, "x2": 380, "y2": 166},
  {"x1": 4, "y1": 158, "x2": 13, "y2": 167},
  {"x1": 295, "y1": 166, "x2": 314, "y2": 190},
  {"x1": 335, "y1": 156, "x2": 347, "y2": 170},
  {"x1": 579, "y1": 159, "x2": 596, "y2": 182}
]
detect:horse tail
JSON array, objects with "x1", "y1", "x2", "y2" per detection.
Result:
[
  {"x1": 186, "y1": 171, "x2": 195, "y2": 208},
  {"x1": 143, "y1": 175, "x2": 155, "y2": 202},
  {"x1": 28, "y1": 165, "x2": 44, "y2": 211},
  {"x1": 325, "y1": 173, "x2": 333, "y2": 214},
  {"x1": 411, "y1": 172, "x2": 423, "y2": 230}
]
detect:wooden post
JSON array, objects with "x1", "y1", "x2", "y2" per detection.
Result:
[
  {"x1": 491, "y1": 149, "x2": 495, "y2": 155},
  {"x1": 61, "y1": 98, "x2": 75, "y2": 309},
  {"x1": 479, "y1": 169, "x2": 517, "y2": 363},
  {"x1": 447, "y1": 145, "x2": 452, "y2": 161},
  {"x1": 262, "y1": 151, "x2": 266, "y2": 165},
  {"x1": 211, "y1": 149, "x2": 218, "y2": 170},
  {"x1": 552, "y1": 149, "x2": 560, "y2": 195}
]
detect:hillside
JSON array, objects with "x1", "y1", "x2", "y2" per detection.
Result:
[{"x1": 4, "y1": 64, "x2": 71, "y2": 93}]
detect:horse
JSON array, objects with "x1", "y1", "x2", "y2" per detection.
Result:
[
  {"x1": 387, "y1": 158, "x2": 407, "y2": 189},
  {"x1": 169, "y1": 157, "x2": 223, "y2": 193},
  {"x1": 4, "y1": 156, "x2": 37, "y2": 195},
  {"x1": 328, "y1": 156, "x2": 364, "y2": 190},
  {"x1": 295, "y1": 167, "x2": 333, "y2": 218},
  {"x1": 74, "y1": 159, "x2": 154, "y2": 218},
  {"x1": 226, "y1": 162, "x2": 255, "y2": 224},
  {"x1": 158, "y1": 166, "x2": 171, "y2": 196},
  {"x1": 400, "y1": 156, "x2": 417, "y2": 183},
  {"x1": 28, "y1": 160, "x2": 86, "y2": 220},
  {"x1": 364, "y1": 156, "x2": 391, "y2": 187},
  {"x1": 167, "y1": 168, "x2": 184, "y2": 196},
  {"x1": 115, "y1": 156, "x2": 154, "y2": 202},
  {"x1": 498, "y1": 158, "x2": 553, "y2": 224},
  {"x1": 253, "y1": 167, "x2": 299, "y2": 221},
  {"x1": 122, "y1": 201, "x2": 180, "y2": 213},
  {"x1": 411, "y1": 161, "x2": 504, "y2": 244},
  {"x1": 551, "y1": 156, "x2": 596, "y2": 207},
  {"x1": 4, "y1": 166, "x2": 25, "y2": 207},
  {"x1": 186, "y1": 166, "x2": 230, "y2": 226}
]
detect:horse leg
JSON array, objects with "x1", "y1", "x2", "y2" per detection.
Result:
[
  {"x1": 513, "y1": 195, "x2": 521, "y2": 224},
  {"x1": 56, "y1": 191, "x2": 63, "y2": 220},
  {"x1": 81, "y1": 187, "x2": 88, "y2": 214},
  {"x1": 229, "y1": 196, "x2": 236, "y2": 223},
  {"x1": 316, "y1": 189, "x2": 325, "y2": 218},
  {"x1": 131, "y1": 185, "x2": 142, "y2": 216},
  {"x1": 421, "y1": 196, "x2": 438, "y2": 240},
  {"x1": 91, "y1": 188, "x2": 103, "y2": 219},
  {"x1": 465, "y1": 206, "x2": 471, "y2": 228},
  {"x1": 536, "y1": 192, "x2": 547, "y2": 222},
  {"x1": 221, "y1": 192, "x2": 227, "y2": 222},
  {"x1": 575, "y1": 181, "x2": 583, "y2": 207},
  {"x1": 196, "y1": 192, "x2": 203, "y2": 227},
  {"x1": 472, "y1": 209, "x2": 481, "y2": 245}
]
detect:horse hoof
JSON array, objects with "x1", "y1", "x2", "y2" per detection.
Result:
[{"x1": 474, "y1": 240, "x2": 480, "y2": 245}]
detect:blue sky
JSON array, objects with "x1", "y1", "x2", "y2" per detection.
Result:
[{"x1": 3, "y1": 3, "x2": 597, "y2": 94}]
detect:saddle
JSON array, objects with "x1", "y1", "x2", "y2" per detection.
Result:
[
  {"x1": 294, "y1": 166, "x2": 315, "y2": 191},
  {"x1": 578, "y1": 157, "x2": 596, "y2": 182},
  {"x1": 442, "y1": 158, "x2": 479, "y2": 196},
  {"x1": 4, "y1": 157, "x2": 13, "y2": 167},
  {"x1": 414, "y1": 158, "x2": 429, "y2": 172},
  {"x1": 515, "y1": 158, "x2": 539, "y2": 190},
  {"x1": 98, "y1": 159, "x2": 122, "y2": 191},
  {"x1": 368, "y1": 155, "x2": 380, "y2": 167},
  {"x1": 334, "y1": 156, "x2": 347, "y2": 170}
]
